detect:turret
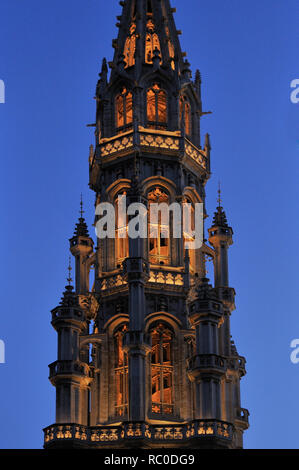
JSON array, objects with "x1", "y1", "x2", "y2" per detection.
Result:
[
  {"x1": 69, "y1": 197, "x2": 94, "y2": 295},
  {"x1": 208, "y1": 188, "x2": 233, "y2": 288},
  {"x1": 49, "y1": 266, "x2": 92, "y2": 425},
  {"x1": 187, "y1": 278, "x2": 225, "y2": 420}
]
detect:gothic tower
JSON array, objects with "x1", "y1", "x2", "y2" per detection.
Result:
[{"x1": 44, "y1": 0, "x2": 249, "y2": 449}]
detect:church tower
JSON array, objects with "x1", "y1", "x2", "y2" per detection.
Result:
[{"x1": 44, "y1": 0, "x2": 249, "y2": 449}]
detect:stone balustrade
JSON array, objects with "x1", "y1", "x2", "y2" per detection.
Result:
[
  {"x1": 148, "y1": 268, "x2": 184, "y2": 287},
  {"x1": 100, "y1": 272, "x2": 127, "y2": 291},
  {"x1": 98, "y1": 128, "x2": 208, "y2": 172},
  {"x1": 44, "y1": 419, "x2": 234, "y2": 447}
]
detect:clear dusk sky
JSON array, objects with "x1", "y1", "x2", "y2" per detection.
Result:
[{"x1": 0, "y1": 0, "x2": 298, "y2": 449}]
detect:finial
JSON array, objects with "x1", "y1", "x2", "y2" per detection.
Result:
[
  {"x1": 67, "y1": 257, "x2": 73, "y2": 286},
  {"x1": 80, "y1": 194, "x2": 85, "y2": 218},
  {"x1": 217, "y1": 181, "x2": 222, "y2": 207}
]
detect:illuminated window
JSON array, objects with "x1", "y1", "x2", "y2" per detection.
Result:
[
  {"x1": 165, "y1": 26, "x2": 175, "y2": 70},
  {"x1": 115, "y1": 88, "x2": 133, "y2": 129},
  {"x1": 180, "y1": 96, "x2": 192, "y2": 136},
  {"x1": 115, "y1": 192, "x2": 129, "y2": 264},
  {"x1": 114, "y1": 324, "x2": 128, "y2": 417},
  {"x1": 124, "y1": 23, "x2": 136, "y2": 68},
  {"x1": 183, "y1": 198, "x2": 196, "y2": 273},
  {"x1": 147, "y1": 84, "x2": 167, "y2": 128},
  {"x1": 145, "y1": 20, "x2": 161, "y2": 64},
  {"x1": 151, "y1": 324, "x2": 174, "y2": 416},
  {"x1": 148, "y1": 188, "x2": 170, "y2": 265}
]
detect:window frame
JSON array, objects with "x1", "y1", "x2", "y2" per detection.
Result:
[
  {"x1": 180, "y1": 95, "x2": 192, "y2": 136},
  {"x1": 115, "y1": 88, "x2": 133, "y2": 131},
  {"x1": 146, "y1": 84, "x2": 168, "y2": 129},
  {"x1": 114, "y1": 324, "x2": 129, "y2": 418},
  {"x1": 148, "y1": 187, "x2": 171, "y2": 266},
  {"x1": 150, "y1": 323, "x2": 174, "y2": 417}
]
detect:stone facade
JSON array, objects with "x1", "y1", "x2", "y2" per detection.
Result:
[{"x1": 44, "y1": 0, "x2": 249, "y2": 449}]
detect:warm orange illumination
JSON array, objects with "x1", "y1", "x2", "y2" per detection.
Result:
[
  {"x1": 147, "y1": 85, "x2": 167, "y2": 127},
  {"x1": 180, "y1": 96, "x2": 192, "y2": 136},
  {"x1": 116, "y1": 88, "x2": 133, "y2": 129},
  {"x1": 151, "y1": 324, "x2": 174, "y2": 415},
  {"x1": 114, "y1": 324, "x2": 128, "y2": 417},
  {"x1": 124, "y1": 23, "x2": 136, "y2": 68},
  {"x1": 148, "y1": 188, "x2": 170, "y2": 265},
  {"x1": 183, "y1": 198, "x2": 196, "y2": 272},
  {"x1": 115, "y1": 192, "x2": 129, "y2": 263},
  {"x1": 165, "y1": 26, "x2": 175, "y2": 70},
  {"x1": 145, "y1": 19, "x2": 161, "y2": 64}
]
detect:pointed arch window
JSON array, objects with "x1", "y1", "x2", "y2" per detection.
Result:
[
  {"x1": 124, "y1": 23, "x2": 136, "y2": 68},
  {"x1": 147, "y1": 84, "x2": 167, "y2": 128},
  {"x1": 145, "y1": 19, "x2": 161, "y2": 65},
  {"x1": 115, "y1": 192, "x2": 129, "y2": 264},
  {"x1": 165, "y1": 26, "x2": 175, "y2": 70},
  {"x1": 115, "y1": 88, "x2": 133, "y2": 130},
  {"x1": 114, "y1": 324, "x2": 128, "y2": 417},
  {"x1": 148, "y1": 188, "x2": 170, "y2": 265},
  {"x1": 151, "y1": 323, "x2": 174, "y2": 416},
  {"x1": 180, "y1": 96, "x2": 192, "y2": 136},
  {"x1": 183, "y1": 197, "x2": 196, "y2": 273}
]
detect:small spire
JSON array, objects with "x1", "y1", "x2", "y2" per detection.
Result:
[
  {"x1": 212, "y1": 184, "x2": 229, "y2": 228},
  {"x1": 73, "y1": 195, "x2": 90, "y2": 238},
  {"x1": 67, "y1": 256, "x2": 73, "y2": 287},
  {"x1": 80, "y1": 193, "x2": 84, "y2": 218},
  {"x1": 217, "y1": 181, "x2": 222, "y2": 208}
]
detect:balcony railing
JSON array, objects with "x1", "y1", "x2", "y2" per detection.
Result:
[
  {"x1": 100, "y1": 271, "x2": 128, "y2": 291},
  {"x1": 44, "y1": 419, "x2": 234, "y2": 447},
  {"x1": 97, "y1": 127, "x2": 208, "y2": 172},
  {"x1": 148, "y1": 267, "x2": 184, "y2": 287}
]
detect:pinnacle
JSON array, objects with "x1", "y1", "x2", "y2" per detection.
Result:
[
  {"x1": 212, "y1": 206, "x2": 229, "y2": 228},
  {"x1": 73, "y1": 195, "x2": 90, "y2": 237}
]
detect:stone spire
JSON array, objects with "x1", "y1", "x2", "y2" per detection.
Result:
[
  {"x1": 73, "y1": 195, "x2": 90, "y2": 237},
  {"x1": 110, "y1": 0, "x2": 188, "y2": 81},
  {"x1": 70, "y1": 195, "x2": 94, "y2": 294},
  {"x1": 212, "y1": 184, "x2": 229, "y2": 228},
  {"x1": 208, "y1": 186, "x2": 233, "y2": 288}
]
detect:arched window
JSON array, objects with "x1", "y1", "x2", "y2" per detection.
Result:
[
  {"x1": 115, "y1": 192, "x2": 129, "y2": 264},
  {"x1": 145, "y1": 19, "x2": 161, "y2": 64},
  {"x1": 165, "y1": 26, "x2": 175, "y2": 70},
  {"x1": 183, "y1": 197, "x2": 196, "y2": 273},
  {"x1": 114, "y1": 324, "x2": 128, "y2": 417},
  {"x1": 180, "y1": 96, "x2": 192, "y2": 136},
  {"x1": 148, "y1": 188, "x2": 170, "y2": 265},
  {"x1": 115, "y1": 88, "x2": 133, "y2": 129},
  {"x1": 124, "y1": 23, "x2": 136, "y2": 68},
  {"x1": 147, "y1": 84, "x2": 167, "y2": 128},
  {"x1": 151, "y1": 323, "x2": 174, "y2": 415}
]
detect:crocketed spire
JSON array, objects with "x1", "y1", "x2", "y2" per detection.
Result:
[
  {"x1": 109, "y1": 0, "x2": 187, "y2": 82},
  {"x1": 212, "y1": 206, "x2": 229, "y2": 228},
  {"x1": 211, "y1": 184, "x2": 229, "y2": 228},
  {"x1": 73, "y1": 195, "x2": 90, "y2": 237}
]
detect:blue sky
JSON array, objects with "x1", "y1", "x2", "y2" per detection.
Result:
[{"x1": 0, "y1": 0, "x2": 298, "y2": 449}]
